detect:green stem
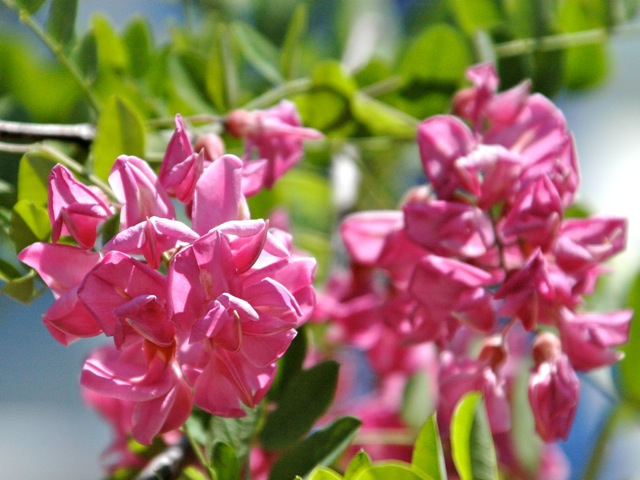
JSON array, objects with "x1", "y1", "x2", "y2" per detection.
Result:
[
  {"x1": 1, "y1": 0, "x2": 101, "y2": 114},
  {"x1": 240, "y1": 78, "x2": 312, "y2": 110},
  {"x1": 495, "y1": 22, "x2": 640, "y2": 58},
  {"x1": 182, "y1": 422, "x2": 213, "y2": 479}
]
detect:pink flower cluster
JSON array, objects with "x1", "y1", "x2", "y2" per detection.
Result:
[
  {"x1": 318, "y1": 63, "x2": 631, "y2": 456},
  {"x1": 18, "y1": 102, "x2": 319, "y2": 460}
]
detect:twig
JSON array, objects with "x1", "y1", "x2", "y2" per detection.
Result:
[
  {"x1": 135, "y1": 436, "x2": 195, "y2": 480},
  {"x1": 0, "y1": 119, "x2": 96, "y2": 144}
]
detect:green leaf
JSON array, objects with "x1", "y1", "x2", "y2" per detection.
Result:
[
  {"x1": 231, "y1": 22, "x2": 283, "y2": 85},
  {"x1": 46, "y1": 0, "x2": 78, "y2": 47},
  {"x1": 345, "y1": 450, "x2": 372, "y2": 480},
  {"x1": 123, "y1": 17, "x2": 152, "y2": 78},
  {"x1": 620, "y1": 271, "x2": 640, "y2": 402},
  {"x1": 400, "y1": 24, "x2": 472, "y2": 86},
  {"x1": 9, "y1": 200, "x2": 51, "y2": 253},
  {"x1": 281, "y1": 4, "x2": 308, "y2": 79},
  {"x1": 208, "y1": 407, "x2": 261, "y2": 464},
  {"x1": 17, "y1": 149, "x2": 60, "y2": 206},
  {"x1": 558, "y1": 0, "x2": 609, "y2": 89},
  {"x1": 181, "y1": 466, "x2": 210, "y2": 480},
  {"x1": 206, "y1": 23, "x2": 239, "y2": 113},
  {"x1": 92, "y1": 95, "x2": 146, "y2": 180},
  {"x1": 16, "y1": 0, "x2": 47, "y2": 14},
  {"x1": 2, "y1": 270, "x2": 38, "y2": 304},
  {"x1": 450, "y1": 392, "x2": 498, "y2": 480},
  {"x1": 401, "y1": 371, "x2": 435, "y2": 429},
  {"x1": 411, "y1": 415, "x2": 446, "y2": 480},
  {"x1": 210, "y1": 441, "x2": 240, "y2": 480},
  {"x1": 309, "y1": 467, "x2": 344, "y2": 480},
  {"x1": 93, "y1": 15, "x2": 129, "y2": 74},
  {"x1": 448, "y1": 0, "x2": 502, "y2": 35},
  {"x1": 268, "y1": 416, "x2": 362, "y2": 480},
  {"x1": 260, "y1": 360, "x2": 340, "y2": 450},
  {"x1": 268, "y1": 325, "x2": 308, "y2": 401},
  {"x1": 353, "y1": 461, "x2": 432, "y2": 480},
  {"x1": 352, "y1": 93, "x2": 418, "y2": 139},
  {"x1": 74, "y1": 30, "x2": 98, "y2": 81}
]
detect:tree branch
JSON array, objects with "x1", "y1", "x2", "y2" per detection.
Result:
[{"x1": 0, "y1": 119, "x2": 96, "y2": 144}]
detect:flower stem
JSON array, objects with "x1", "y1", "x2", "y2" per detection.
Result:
[
  {"x1": 182, "y1": 422, "x2": 213, "y2": 478},
  {"x1": 495, "y1": 22, "x2": 640, "y2": 58},
  {"x1": 240, "y1": 78, "x2": 312, "y2": 110}
]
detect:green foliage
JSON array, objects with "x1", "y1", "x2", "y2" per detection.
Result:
[
  {"x1": 268, "y1": 416, "x2": 362, "y2": 480},
  {"x1": 260, "y1": 360, "x2": 340, "y2": 450},
  {"x1": 411, "y1": 415, "x2": 446, "y2": 480},
  {"x1": 46, "y1": 0, "x2": 78, "y2": 47},
  {"x1": 92, "y1": 95, "x2": 146, "y2": 180},
  {"x1": 450, "y1": 393, "x2": 498, "y2": 480},
  {"x1": 619, "y1": 272, "x2": 640, "y2": 403}
]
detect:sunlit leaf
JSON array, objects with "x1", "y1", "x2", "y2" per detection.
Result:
[
  {"x1": 92, "y1": 95, "x2": 146, "y2": 180},
  {"x1": 309, "y1": 467, "x2": 344, "y2": 480},
  {"x1": 208, "y1": 406, "x2": 261, "y2": 464},
  {"x1": 93, "y1": 14, "x2": 128, "y2": 74},
  {"x1": 74, "y1": 29, "x2": 98, "y2": 81},
  {"x1": 354, "y1": 461, "x2": 432, "y2": 480},
  {"x1": 412, "y1": 415, "x2": 446, "y2": 480},
  {"x1": 231, "y1": 22, "x2": 283, "y2": 85},
  {"x1": 17, "y1": 149, "x2": 59, "y2": 206},
  {"x1": 260, "y1": 361, "x2": 339, "y2": 450},
  {"x1": 448, "y1": 0, "x2": 503, "y2": 35},
  {"x1": 451, "y1": 392, "x2": 498, "y2": 480},
  {"x1": 345, "y1": 450, "x2": 372, "y2": 479},
  {"x1": 558, "y1": 0, "x2": 609, "y2": 89},
  {"x1": 268, "y1": 417, "x2": 362, "y2": 480},
  {"x1": 400, "y1": 24, "x2": 471, "y2": 86},
  {"x1": 46, "y1": 0, "x2": 78, "y2": 47},
  {"x1": 9, "y1": 199, "x2": 51, "y2": 253}
]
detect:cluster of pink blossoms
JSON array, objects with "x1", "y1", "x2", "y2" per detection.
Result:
[
  {"x1": 317, "y1": 63, "x2": 631, "y2": 464},
  {"x1": 18, "y1": 101, "x2": 320, "y2": 466}
]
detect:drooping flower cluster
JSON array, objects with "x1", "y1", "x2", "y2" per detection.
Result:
[
  {"x1": 317, "y1": 63, "x2": 631, "y2": 462},
  {"x1": 18, "y1": 102, "x2": 319, "y2": 462}
]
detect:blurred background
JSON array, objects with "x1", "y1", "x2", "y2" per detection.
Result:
[{"x1": 1, "y1": 1, "x2": 640, "y2": 478}]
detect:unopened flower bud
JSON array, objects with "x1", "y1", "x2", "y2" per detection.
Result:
[
  {"x1": 195, "y1": 133, "x2": 225, "y2": 161},
  {"x1": 532, "y1": 331, "x2": 562, "y2": 366},
  {"x1": 478, "y1": 336, "x2": 507, "y2": 371}
]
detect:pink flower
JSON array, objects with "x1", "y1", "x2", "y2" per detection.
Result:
[
  {"x1": 528, "y1": 332, "x2": 580, "y2": 442},
  {"x1": 409, "y1": 254, "x2": 496, "y2": 334},
  {"x1": 191, "y1": 155, "x2": 249, "y2": 235},
  {"x1": 109, "y1": 155, "x2": 175, "y2": 230},
  {"x1": 81, "y1": 343, "x2": 192, "y2": 445},
  {"x1": 48, "y1": 164, "x2": 113, "y2": 248},
  {"x1": 403, "y1": 199, "x2": 494, "y2": 258},
  {"x1": 499, "y1": 175, "x2": 563, "y2": 252},
  {"x1": 417, "y1": 115, "x2": 476, "y2": 200},
  {"x1": 168, "y1": 220, "x2": 315, "y2": 416},
  {"x1": 78, "y1": 251, "x2": 173, "y2": 349},
  {"x1": 227, "y1": 100, "x2": 323, "y2": 191},
  {"x1": 495, "y1": 250, "x2": 556, "y2": 330},
  {"x1": 103, "y1": 217, "x2": 198, "y2": 269},
  {"x1": 18, "y1": 242, "x2": 103, "y2": 344},
  {"x1": 559, "y1": 308, "x2": 632, "y2": 371},
  {"x1": 554, "y1": 217, "x2": 627, "y2": 273},
  {"x1": 159, "y1": 114, "x2": 195, "y2": 190}
]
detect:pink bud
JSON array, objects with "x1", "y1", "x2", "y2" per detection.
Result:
[{"x1": 528, "y1": 333, "x2": 579, "y2": 442}]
